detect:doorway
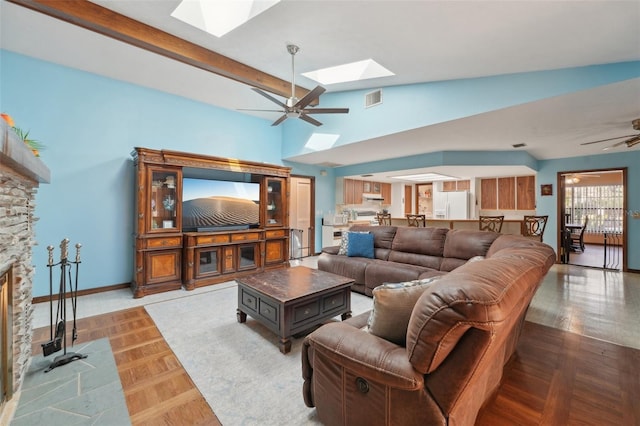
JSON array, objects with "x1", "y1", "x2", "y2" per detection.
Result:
[
  {"x1": 558, "y1": 168, "x2": 626, "y2": 270},
  {"x1": 289, "y1": 176, "x2": 315, "y2": 258}
]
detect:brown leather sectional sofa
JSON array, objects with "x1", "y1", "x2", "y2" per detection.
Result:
[
  {"x1": 318, "y1": 225, "x2": 503, "y2": 296},
  {"x1": 304, "y1": 225, "x2": 556, "y2": 425}
]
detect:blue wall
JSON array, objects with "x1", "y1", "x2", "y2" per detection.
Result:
[
  {"x1": 2, "y1": 50, "x2": 639, "y2": 297},
  {"x1": 1, "y1": 51, "x2": 285, "y2": 296}
]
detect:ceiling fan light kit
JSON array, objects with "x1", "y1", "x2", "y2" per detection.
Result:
[{"x1": 246, "y1": 44, "x2": 349, "y2": 126}]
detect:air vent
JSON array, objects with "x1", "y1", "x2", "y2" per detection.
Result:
[
  {"x1": 317, "y1": 162, "x2": 343, "y2": 168},
  {"x1": 512, "y1": 143, "x2": 527, "y2": 148},
  {"x1": 365, "y1": 89, "x2": 382, "y2": 108}
]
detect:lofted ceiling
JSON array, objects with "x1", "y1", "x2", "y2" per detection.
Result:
[{"x1": 1, "y1": 0, "x2": 639, "y2": 182}]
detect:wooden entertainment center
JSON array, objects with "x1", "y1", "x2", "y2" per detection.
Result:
[{"x1": 131, "y1": 148, "x2": 291, "y2": 298}]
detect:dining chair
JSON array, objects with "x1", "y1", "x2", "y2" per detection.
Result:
[
  {"x1": 376, "y1": 213, "x2": 392, "y2": 226},
  {"x1": 406, "y1": 214, "x2": 426, "y2": 227},
  {"x1": 479, "y1": 215, "x2": 504, "y2": 233},
  {"x1": 521, "y1": 215, "x2": 548, "y2": 242},
  {"x1": 569, "y1": 216, "x2": 589, "y2": 252}
]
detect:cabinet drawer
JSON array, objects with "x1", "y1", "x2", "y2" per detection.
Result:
[
  {"x1": 259, "y1": 300, "x2": 279, "y2": 324},
  {"x1": 265, "y1": 229, "x2": 286, "y2": 238},
  {"x1": 322, "y1": 291, "x2": 347, "y2": 313},
  {"x1": 145, "y1": 236, "x2": 181, "y2": 248},
  {"x1": 240, "y1": 289, "x2": 258, "y2": 312},
  {"x1": 232, "y1": 232, "x2": 261, "y2": 242},
  {"x1": 197, "y1": 234, "x2": 229, "y2": 245},
  {"x1": 294, "y1": 300, "x2": 320, "y2": 323}
]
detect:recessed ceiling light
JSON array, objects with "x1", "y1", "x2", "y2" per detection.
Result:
[
  {"x1": 302, "y1": 59, "x2": 394, "y2": 85},
  {"x1": 171, "y1": 0, "x2": 280, "y2": 38},
  {"x1": 390, "y1": 173, "x2": 458, "y2": 182}
]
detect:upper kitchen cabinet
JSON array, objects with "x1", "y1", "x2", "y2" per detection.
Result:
[
  {"x1": 480, "y1": 175, "x2": 535, "y2": 211},
  {"x1": 380, "y1": 183, "x2": 392, "y2": 204}
]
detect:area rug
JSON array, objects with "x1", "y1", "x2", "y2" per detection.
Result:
[
  {"x1": 145, "y1": 282, "x2": 373, "y2": 425},
  {"x1": 10, "y1": 338, "x2": 130, "y2": 425}
]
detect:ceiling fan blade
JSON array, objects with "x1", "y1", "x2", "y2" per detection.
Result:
[
  {"x1": 271, "y1": 114, "x2": 289, "y2": 126},
  {"x1": 237, "y1": 108, "x2": 286, "y2": 113},
  {"x1": 295, "y1": 86, "x2": 326, "y2": 109},
  {"x1": 299, "y1": 113, "x2": 323, "y2": 127},
  {"x1": 303, "y1": 107, "x2": 350, "y2": 114},
  {"x1": 580, "y1": 134, "x2": 638, "y2": 146},
  {"x1": 251, "y1": 88, "x2": 288, "y2": 109}
]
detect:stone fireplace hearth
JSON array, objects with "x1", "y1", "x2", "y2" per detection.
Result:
[{"x1": 0, "y1": 119, "x2": 50, "y2": 422}]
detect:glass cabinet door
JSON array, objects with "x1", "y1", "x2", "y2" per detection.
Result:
[
  {"x1": 149, "y1": 168, "x2": 181, "y2": 232},
  {"x1": 265, "y1": 177, "x2": 285, "y2": 227}
]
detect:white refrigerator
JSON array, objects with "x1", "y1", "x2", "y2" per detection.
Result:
[{"x1": 433, "y1": 191, "x2": 469, "y2": 219}]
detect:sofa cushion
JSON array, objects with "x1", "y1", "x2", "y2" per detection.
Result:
[
  {"x1": 317, "y1": 252, "x2": 374, "y2": 286},
  {"x1": 368, "y1": 277, "x2": 440, "y2": 346},
  {"x1": 364, "y1": 261, "x2": 436, "y2": 295},
  {"x1": 349, "y1": 225, "x2": 398, "y2": 250},
  {"x1": 347, "y1": 232, "x2": 375, "y2": 258},
  {"x1": 391, "y1": 226, "x2": 449, "y2": 257},
  {"x1": 442, "y1": 229, "x2": 501, "y2": 259}
]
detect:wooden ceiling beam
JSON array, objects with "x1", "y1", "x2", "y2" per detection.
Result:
[{"x1": 7, "y1": 0, "x2": 314, "y2": 102}]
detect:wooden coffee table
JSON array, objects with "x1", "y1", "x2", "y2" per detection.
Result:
[{"x1": 236, "y1": 266, "x2": 354, "y2": 354}]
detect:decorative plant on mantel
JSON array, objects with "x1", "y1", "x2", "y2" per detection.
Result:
[{"x1": 1, "y1": 113, "x2": 45, "y2": 157}]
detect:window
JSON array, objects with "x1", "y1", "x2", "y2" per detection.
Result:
[{"x1": 565, "y1": 185, "x2": 623, "y2": 233}]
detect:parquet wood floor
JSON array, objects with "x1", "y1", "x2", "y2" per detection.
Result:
[
  {"x1": 31, "y1": 306, "x2": 639, "y2": 425},
  {"x1": 31, "y1": 307, "x2": 221, "y2": 426}
]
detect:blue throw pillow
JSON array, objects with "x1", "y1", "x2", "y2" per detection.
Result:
[{"x1": 347, "y1": 232, "x2": 374, "y2": 258}]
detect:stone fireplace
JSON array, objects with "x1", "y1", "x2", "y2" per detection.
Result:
[{"x1": 0, "y1": 120, "x2": 50, "y2": 421}]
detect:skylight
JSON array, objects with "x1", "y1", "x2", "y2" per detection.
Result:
[
  {"x1": 305, "y1": 133, "x2": 340, "y2": 151},
  {"x1": 390, "y1": 173, "x2": 458, "y2": 182},
  {"x1": 171, "y1": 0, "x2": 280, "y2": 38},
  {"x1": 302, "y1": 59, "x2": 394, "y2": 85}
]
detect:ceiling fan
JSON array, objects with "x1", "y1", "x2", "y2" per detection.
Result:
[
  {"x1": 241, "y1": 44, "x2": 349, "y2": 126},
  {"x1": 579, "y1": 118, "x2": 640, "y2": 150}
]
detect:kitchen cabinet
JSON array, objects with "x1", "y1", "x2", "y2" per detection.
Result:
[
  {"x1": 516, "y1": 176, "x2": 535, "y2": 210},
  {"x1": 343, "y1": 179, "x2": 364, "y2": 204},
  {"x1": 443, "y1": 180, "x2": 470, "y2": 192},
  {"x1": 498, "y1": 177, "x2": 515, "y2": 209},
  {"x1": 381, "y1": 183, "x2": 392, "y2": 204},
  {"x1": 481, "y1": 178, "x2": 497, "y2": 209},
  {"x1": 480, "y1": 175, "x2": 535, "y2": 211}
]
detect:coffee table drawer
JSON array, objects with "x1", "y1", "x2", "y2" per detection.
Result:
[
  {"x1": 294, "y1": 300, "x2": 320, "y2": 323},
  {"x1": 322, "y1": 291, "x2": 347, "y2": 313},
  {"x1": 259, "y1": 299, "x2": 279, "y2": 325},
  {"x1": 241, "y1": 289, "x2": 258, "y2": 311}
]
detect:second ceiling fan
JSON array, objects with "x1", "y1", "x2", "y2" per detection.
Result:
[
  {"x1": 245, "y1": 44, "x2": 349, "y2": 126},
  {"x1": 579, "y1": 118, "x2": 640, "y2": 150}
]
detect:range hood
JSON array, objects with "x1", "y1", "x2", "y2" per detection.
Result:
[{"x1": 362, "y1": 193, "x2": 384, "y2": 201}]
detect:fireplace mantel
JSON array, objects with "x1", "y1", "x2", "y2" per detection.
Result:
[{"x1": 1, "y1": 120, "x2": 50, "y2": 184}]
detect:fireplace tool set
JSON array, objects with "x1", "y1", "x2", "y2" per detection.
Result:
[{"x1": 41, "y1": 238, "x2": 87, "y2": 372}]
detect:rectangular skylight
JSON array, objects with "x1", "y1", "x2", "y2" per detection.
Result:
[
  {"x1": 305, "y1": 133, "x2": 341, "y2": 151},
  {"x1": 171, "y1": 0, "x2": 280, "y2": 38},
  {"x1": 302, "y1": 59, "x2": 394, "y2": 85},
  {"x1": 390, "y1": 173, "x2": 458, "y2": 182}
]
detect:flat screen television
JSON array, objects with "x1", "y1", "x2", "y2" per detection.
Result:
[{"x1": 182, "y1": 177, "x2": 260, "y2": 232}]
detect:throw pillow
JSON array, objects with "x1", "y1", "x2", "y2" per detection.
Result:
[
  {"x1": 338, "y1": 231, "x2": 371, "y2": 256},
  {"x1": 367, "y1": 276, "x2": 440, "y2": 346},
  {"x1": 337, "y1": 232, "x2": 350, "y2": 255},
  {"x1": 347, "y1": 232, "x2": 374, "y2": 258}
]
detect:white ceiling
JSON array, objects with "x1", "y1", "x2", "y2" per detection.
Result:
[{"x1": 2, "y1": 0, "x2": 640, "y2": 181}]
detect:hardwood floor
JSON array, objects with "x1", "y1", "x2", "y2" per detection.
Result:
[
  {"x1": 30, "y1": 306, "x2": 639, "y2": 425},
  {"x1": 476, "y1": 321, "x2": 640, "y2": 425},
  {"x1": 31, "y1": 308, "x2": 221, "y2": 426}
]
